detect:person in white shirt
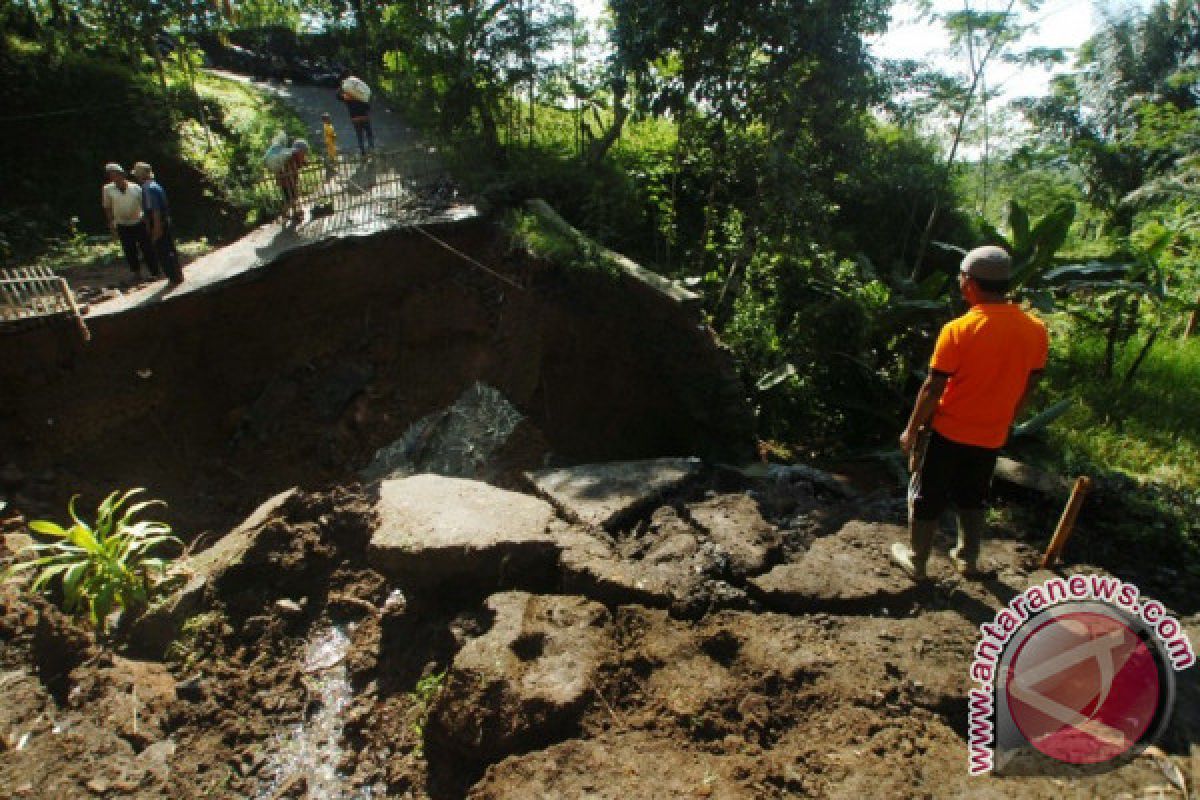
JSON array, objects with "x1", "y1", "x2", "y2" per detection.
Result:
[{"x1": 101, "y1": 162, "x2": 160, "y2": 281}]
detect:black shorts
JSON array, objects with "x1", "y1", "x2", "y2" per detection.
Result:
[{"x1": 909, "y1": 429, "x2": 999, "y2": 521}]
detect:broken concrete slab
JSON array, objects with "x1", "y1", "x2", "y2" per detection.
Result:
[
  {"x1": 368, "y1": 475, "x2": 558, "y2": 592},
  {"x1": 360, "y1": 382, "x2": 525, "y2": 483},
  {"x1": 687, "y1": 493, "x2": 781, "y2": 577},
  {"x1": 427, "y1": 592, "x2": 610, "y2": 776},
  {"x1": 559, "y1": 507, "x2": 750, "y2": 618},
  {"x1": 748, "y1": 521, "x2": 923, "y2": 613},
  {"x1": 526, "y1": 457, "x2": 702, "y2": 531}
]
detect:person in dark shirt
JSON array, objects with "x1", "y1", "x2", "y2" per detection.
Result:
[
  {"x1": 131, "y1": 162, "x2": 184, "y2": 286},
  {"x1": 336, "y1": 70, "x2": 375, "y2": 156}
]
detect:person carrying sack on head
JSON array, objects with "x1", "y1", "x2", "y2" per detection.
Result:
[
  {"x1": 336, "y1": 70, "x2": 374, "y2": 156},
  {"x1": 102, "y1": 163, "x2": 160, "y2": 283},
  {"x1": 265, "y1": 134, "x2": 309, "y2": 224},
  {"x1": 891, "y1": 246, "x2": 1049, "y2": 581}
]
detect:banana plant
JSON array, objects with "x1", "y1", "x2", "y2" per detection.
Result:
[
  {"x1": 2, "y1": 490, "x2": 182, "y2": 633},
  {"x1": 974, "y1": 199, "x2": 1077, "y2": 290}
]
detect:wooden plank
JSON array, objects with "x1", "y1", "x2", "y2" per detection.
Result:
[{"x1": 1040, "y1": 476, "x2": 1094, "y2": 568}]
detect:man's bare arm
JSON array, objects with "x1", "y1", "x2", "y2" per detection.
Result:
[
  {"x1": 900, "y1": 372, "x2": 949, "y2": 458},
  {"x1": 102, "y1": 192, "x2": 115, "y2": 233}
]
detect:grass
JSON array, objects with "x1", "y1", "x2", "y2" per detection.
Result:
[
  {"x1": 176, "y1": 69, "x2": 306, "y2": 186},
  {"x1": 504, "y1": 206, "x2": 621, "y2": 279},
  {"x1": 408, "y1": 669, "x2": 446, "y2": 755},
  {"x1": 1040, "y1": 327, "x2": 1200, "y2": 490},
  {"x1": 1021, "y1": 322, "x2": 1200, "y2": 588},
  {"x1": 28, "y1": 226, "x2": 213, "y2": 278}
]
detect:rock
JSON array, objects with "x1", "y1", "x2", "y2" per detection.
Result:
[
  {"x1": 687, "y1": 493, "x2": 780, "y2": 577},
  {"x1": 274, "y1": 598, "x2": 304, "y2": 617},
  {"x1": 765, "y1": 463, "x2": 852, "y2": 498},
  {"x1": 526, "y1": 458, "x2": 702, "y2": 531},
  {"x1": 559, "y1": 510, "x2": 749, "y2": 618},
  {"x1": 361, "y1": 382, "x2": 525, "y2": 483},
  {"x1": 368, "y1": 475, "x2": 558, "y2": 592},
  {"x1": 994, "y1": 457, "x2": 1071, "y2": 495},
  {"x1": 3, "y1": 532, "x2": 34, "y2": 558},
  {"x1": 86, "y1": 778, "x2": 110, "y2": 794},
  {"x1": 126, "y1": 489, "x2": 299, "y2": 657},
  {"x1": 748, "y1": 521, "x2": 923, "y2": 613},
  {"x1": 427, "y1": 592, "x2": 610, "y2": 774}
]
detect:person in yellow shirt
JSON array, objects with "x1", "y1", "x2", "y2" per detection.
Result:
[
  {"x1": 892, "y1": 246, "x2": 1049, "y2": 581},
  {"x1": 321, "y1": 112, "x2": 338, "y2": 170}
]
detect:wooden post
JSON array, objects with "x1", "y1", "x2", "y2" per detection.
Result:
[{"x1": 1040, "y1": 476, "x2": 1094, "y2": 568}]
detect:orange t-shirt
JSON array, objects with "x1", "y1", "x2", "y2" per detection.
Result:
[{"x1": 929, "y1": 303, "x2": 1049, "y2": 449}]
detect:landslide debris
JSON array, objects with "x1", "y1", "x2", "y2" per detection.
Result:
[{"x1": 0, "y1": 462, "x2": 1197, "y2": 799}]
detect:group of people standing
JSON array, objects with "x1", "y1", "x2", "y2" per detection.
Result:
[
  {"x1": 100, "y1": 70, "x2": 374, "y2": 280},
  {"x1": 101, "y1": 162, "x2": 183, "y2": 286}
]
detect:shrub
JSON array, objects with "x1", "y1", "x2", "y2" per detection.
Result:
[{"x1": 3, "y1": 489, "x2": 182, "y2": 633}]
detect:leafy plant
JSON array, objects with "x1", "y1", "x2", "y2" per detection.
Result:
[
  {"x1": 2, "y1": 489, "x2": 182, "y2": 632},
  {"x1": 409, "y1": 669, "x2": 447, "y2": 754}
]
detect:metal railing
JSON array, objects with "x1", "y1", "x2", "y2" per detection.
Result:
[
  {"x1": 0, "y1": 266, "x2": 91, "y2": 340},
  {"x1": 230, "y1": 148, "x2": 455, "y2": 231}
]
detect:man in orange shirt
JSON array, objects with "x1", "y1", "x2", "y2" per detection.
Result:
[{"x1": 892, "y1": 246, "x2": 1049, "y2": 580}]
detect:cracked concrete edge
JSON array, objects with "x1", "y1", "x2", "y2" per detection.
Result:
[{"x1": 525, "y1": 199, "x2": 701, "y2": 310}]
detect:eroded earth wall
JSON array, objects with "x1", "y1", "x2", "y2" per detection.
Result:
[{"x1": 0, "y1": 218, "x2": 753, "y2": 531}]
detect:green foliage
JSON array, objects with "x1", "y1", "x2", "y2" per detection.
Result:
[
  {"x1": 409, "y1": 670, "x2": 446, "y2": 754},
  {"x1": 0, "y1": 29, "x2": 304, "y2": 264},
  {"x1": 1043, "y1": 331, "x2": 1200, "y2": 489},
  {"x1": 504, "y1": 209, "x2": 618, "y2": 278},
  {"x1": 3, "y1": 490, "x2": 182, "y2": 633}
]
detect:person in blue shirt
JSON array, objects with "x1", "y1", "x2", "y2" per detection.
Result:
[{"x1": 131, "y1": 162, "x2": 184, "y2": 286}]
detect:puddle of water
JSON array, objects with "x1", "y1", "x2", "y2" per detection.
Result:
[{"x1": 257, "y1": 625, "x2": 386, "y2": 799}]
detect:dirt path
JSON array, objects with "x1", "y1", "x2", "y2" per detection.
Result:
[
  {"x1": 212, "y1": 71, "x2": 417, "y2": 159},
  {"x1": 87, "y1": 72, "x2": 471, "y2": 319}
]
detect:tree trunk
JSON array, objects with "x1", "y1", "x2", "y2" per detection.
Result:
[
  {"x1": 1183, "y1": 293, "x2": 1198, "y2": 339},
  {"x1": 1103, "y1": 295, "x2": 1127, "y2": 380},
  {"x1": 1120, "y1": 328, "x2": 1159, "y2": 391},
  {"x1": 585, "y1": 81, "x2": 629, "y2": 166}
]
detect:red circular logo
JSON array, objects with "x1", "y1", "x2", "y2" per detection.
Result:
[{"x1": 1005, "y1": 611, "x2": 1161, "y2": 764}]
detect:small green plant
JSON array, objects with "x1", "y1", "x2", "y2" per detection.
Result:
[
  {"x1": 408, "y1": 670, "x2": 447, "y2": 754},
  {"x1": 2, "y1": 489, "x2": 182, "y2": 632}
]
